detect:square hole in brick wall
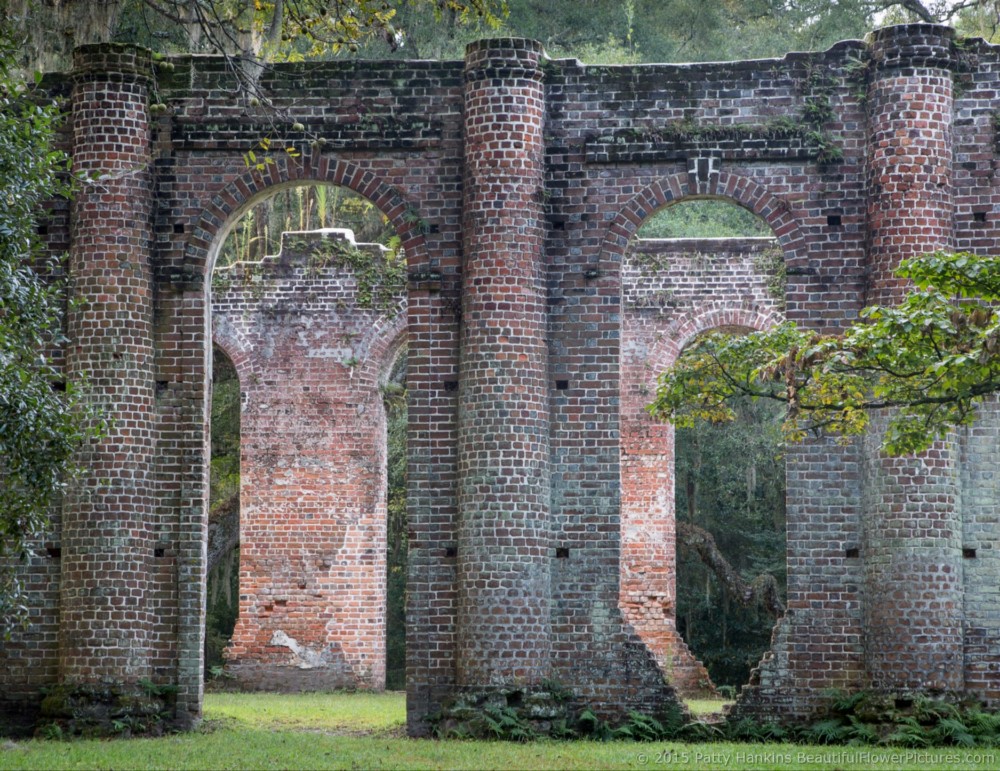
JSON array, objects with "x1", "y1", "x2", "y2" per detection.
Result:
[
  {"x1": 555, "y1": 547, "x2": 570, "y2": 559},
  {"x1": 845, "y1": 547, "x2": 859, "y2": 559},
  {"x1": 827, "y1": 214, "x2": 842, "y2": 227},
  {"x1": 974, "y1": 211, "x2": 988, "y2": 224},
  {"x1": 174, "y1": 222, "x2": 185, "y2": 234},
  {"x1": 443, "y1": 380, "x2": 459, "y2": 392},
  {"x1": 963, "y1": 547, "x2": 977, "y2": 559},
  {"x1": 555, "y1": 379, "x2": 569, "y2": 391},
  {"x1": 444, "y1": 546, "x2": 457, "y2": 559}
]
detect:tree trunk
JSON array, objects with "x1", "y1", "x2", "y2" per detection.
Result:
[{"x1": 677, "y1": 520, "x2": 785, "y2": 618}]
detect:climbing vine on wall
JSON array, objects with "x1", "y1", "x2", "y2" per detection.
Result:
[{"x1": 304, "y1": 237, "x2": 407, "y2": 315}]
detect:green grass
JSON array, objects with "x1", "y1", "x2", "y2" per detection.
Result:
[
  {"x1": 1, "y1": 692, "x2": 997, "y2": 770},
  {"x1": 205, "y1": 690, "x2": 406, "y2": 734},
  {"x1": 684, "y1": 698, "x2": 733, "y2": 717}
]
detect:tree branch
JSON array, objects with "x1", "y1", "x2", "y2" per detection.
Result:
[{"x1": 677, "y1": 521, "x2": 785, "y2": 618}]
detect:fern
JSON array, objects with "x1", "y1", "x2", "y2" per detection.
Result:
[
  {"x1": 680, "y1": 721, "x2": 724, "y2": 742},
  {"x1": 573, "y1": 708, "x2": 613, "y2": 741},
  {"x1": 912, "y1": 694, "x2": 959, "y2": 723},
  {"x1": 846, "y1": 715, "x2": 878, "y2": 745},
  {"x1": 829, "y1": 689, "x2": 866, "y2": 714},
  {"x1": 481, "y1": 705, "x2": 535, "y2": 741},
  {"x1": 933, "y1": 717, "x2": 976, "y2": 747},
  {"x1": 883, "y1": 716, "x2": 930, "y2": 748},
  {"x1": 576, "y1": 708, "x2": 599, "y2": 734},
  {"x1": 759, "y1": 721, "x2": 788, "y2": 742},
  {"x1": 549, "y1": 718, "x2": 577, "y2": 739},
  {"x1": 967, "y1": 708, "x2": 1000, "y2": 744},
  {"x1": 803, "y1": 718, "x2": 851, "y2": 745},
  {"x1": 618, "y1": 711, "x2": 667, "y2": 742}
]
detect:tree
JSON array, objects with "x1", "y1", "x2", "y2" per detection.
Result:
[
  {"x1": 0, "y1": 27, "x2": 96, "y2": 637},
  {"x1": 674, "y1": 396, "x2": 786, "y2": 686},
  {"x1": 9, "y1": 1, "x2": 506, "y2": 75},
  {"x1": 649, "y1": 251, "x2": 1000, "y2": 455}
]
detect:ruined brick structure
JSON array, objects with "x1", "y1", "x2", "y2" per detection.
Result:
[
  {"x1": 620, "y1": 237, "x2": 784, "y2": 697},
  {"x1": 212, "y1": 229, "x2": 405, "y2": 691},
  {"x1": 207, "y1": 231, "x2": 779, "y2": 698},
  {"x1": 3, "y1": 22, "x2": 1000, "y2": 735}
]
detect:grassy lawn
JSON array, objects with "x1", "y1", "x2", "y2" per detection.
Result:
[
  {"x1": 683, "y1": 698, "x2": 732, "y2": 717},
  {"x1": 1, "y1": 692, "x2": 998, "y2": 770}
]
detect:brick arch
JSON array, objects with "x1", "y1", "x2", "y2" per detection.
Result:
[
  {"x1": 186, "y1": 155, "x2": 431, "y2": 278},
  {"x1": 619, "y1": 232, "x2": 785, "y2": 698},
  {"x1": 357, "y1": 307, "x2": 408, "y2": 390},
  {"x1": 211, "y1": 314, "x2": 259, "y2": 389},
  {"x1": 599, "y1": 171, "x2": 807, "y2": 273},
  {"x1": 208, "y1": 226, "x2": 412, "y2": 692},
  {"x1": 642, "y1": 306, "x2": 781, "y2": 388}
]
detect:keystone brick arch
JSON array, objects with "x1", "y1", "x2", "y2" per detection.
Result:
[
  {"x1": 598, "y1": 174, "x2": 808, "y2": 279},
  {"x1": 646, "y1": 306, "x2": 784, "y2": 373},
  {"x1": 187, "y1": 159, "x2": 431, "y2": 278}
]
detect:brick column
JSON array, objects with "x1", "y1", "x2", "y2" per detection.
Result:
[
  {"x1": 61, "y1": 44, "x2": 156, "y2": 683},
  {"x1": 862, "y1": 24, "x2": 963, "y2": 691},
  {"x1": 457, "y1": 39, "x2": 551, "y2": 687}
]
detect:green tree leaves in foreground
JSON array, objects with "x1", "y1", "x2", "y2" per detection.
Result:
[
  {"x1": 0, "y1": 30, "x2": 95, "y2": 637},
  {"x1": 650, "y1": 251, "x2": 1000, "y2": 455}
]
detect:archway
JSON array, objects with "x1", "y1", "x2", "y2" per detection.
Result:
[
  {"x1": 207, "y1": 180, "x2": 408, "y2": 691},
  {"x1": 618, "y1": 189, "x2": 788, "y2": 710}
]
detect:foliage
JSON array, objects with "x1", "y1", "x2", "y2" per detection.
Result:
[
  {"x1": 217, "y1": 185, "x2": 393, "y2": 268},
  {"x1": 205, "y1": 348, "x2": 241, "y2": 675},
  {"x1": 12, "y1": 1, "x2": 505, "y2": 76},
  {"x1": 651, "y1": 251, "x2": 1000, "y2": 455},
  {"x1": 674, "y1": 396, "x2": 786, "y2": 687},
  {"x1": 36, "y1": 681, "x2": 177, "y2": 738},
  {"x1": 8, "y1": 692, "x2": 1000, "y2": 765},
  {"x1": 639, "y1": 200, "x2": 771, "y2": 240},
  {"x1": 792, "y1": 690, "x2": 1000, "y2": 748},
  {"x1": 0, "y1": 26, "x2": 98, "y2": 638},
  {"x1": 302, "y1": 236, "x2": 407, "y2": 315}
]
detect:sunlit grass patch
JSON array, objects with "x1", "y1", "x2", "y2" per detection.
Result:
[
  {"x1": 204, "y1": 691, "x2": 406, "y2": 734},
  {"x1": 684, "y1": 698, "x2": 733, "y2": 717}
]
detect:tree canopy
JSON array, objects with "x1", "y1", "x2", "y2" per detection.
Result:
[
  {"x1": 9, "y1": 0, "x2": 1000, "y2": 79},
  {"x1": 649, "y1": 252, "x2": 1000, "y2": 455}
]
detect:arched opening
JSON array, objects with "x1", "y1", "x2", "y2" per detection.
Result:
[
  {"x1": 620, "y1": 194, "x2": 786, "y2": 715},
  {"x1": 207, "y1": 181, "x2": 406, "y2": 691}
]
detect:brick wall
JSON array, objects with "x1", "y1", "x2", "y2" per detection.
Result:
[
  {"x1": 4, "y1": 22, "x2": 1000, "y2": 735},
  {"x1": 212, "y1": 229, "x2": 404, "y2": 690},
  {"x1": 621, "y1": 237, "x2": 783, "y2": 697}
]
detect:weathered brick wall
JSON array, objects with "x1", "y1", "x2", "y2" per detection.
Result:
[
  {"x1": 5, "y1": 22, "x2": 1000, "y2": 736},
  {"x1": 861, "y1": 24, "x2": 963, "y2": 693},
  {"x1": 204, "y1": 234, "x2": 778, "y2": 701},
  {"x1": 212, "y1": 229, "x2": 404, "y2": 691},
  {"x1": 457, "y1": 40, "x2": 553, "y2": 688},
  {"x1": 621, "y1": 237, "x2": 784, "y2": 697}
]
